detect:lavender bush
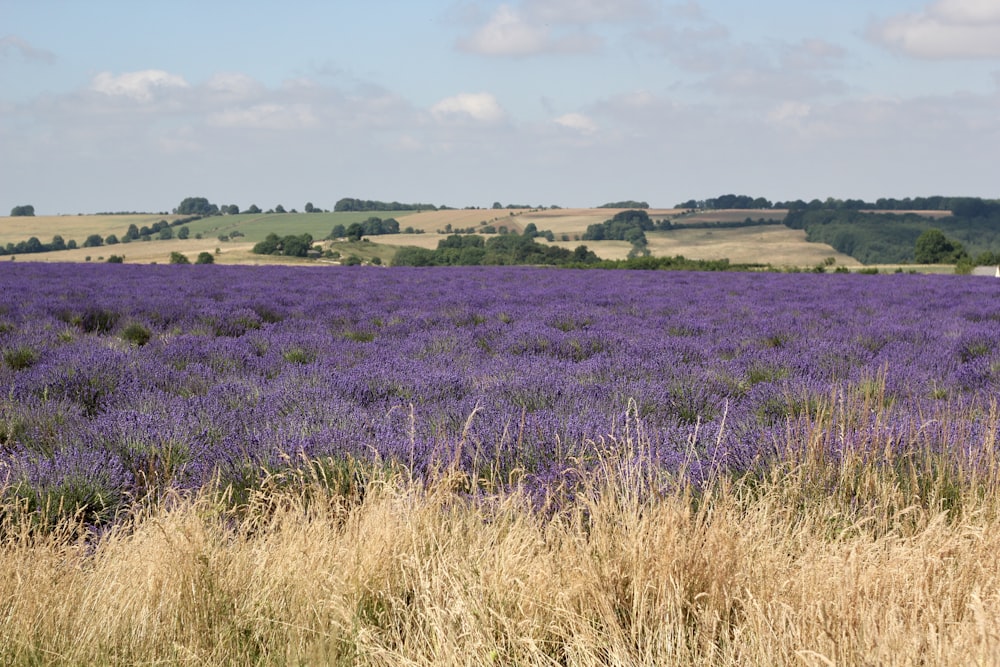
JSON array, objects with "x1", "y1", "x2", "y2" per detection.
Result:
[{"x1": 1, "y1": 263, "x2": 998, "y2": 526}]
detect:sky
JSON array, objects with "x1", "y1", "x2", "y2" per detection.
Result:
[{"x1": 2, "y1": 0, "x2": 1000, "y2": 214}]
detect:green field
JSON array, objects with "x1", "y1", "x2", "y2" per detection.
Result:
[{"x1": 179, "y1": 211, "x2": 421, "y2": 243}]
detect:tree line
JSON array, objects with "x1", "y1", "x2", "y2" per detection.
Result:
[
  {"x1": 392, "y1": 234, "x2": 600, "y2": 267},
  {"x1": 676, "y1": 193, "x2": 1000, "y2": 215}
]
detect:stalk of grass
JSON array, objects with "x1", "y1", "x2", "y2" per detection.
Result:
[{"x1": 2, "y1": 422, "x2": 1000, "y2": 666}]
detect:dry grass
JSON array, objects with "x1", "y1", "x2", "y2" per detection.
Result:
[
  {"x1": 7, "y1": 240, "x2": 254, "y2": 265},
  {"x1": 3, "y1": 417, "x2": 1000, "y2": 666},
  {"x1": 0, "y1": 215, "x2": 183, "y2": 247},
  {"x1": 645, "y1": 227, "x2": 862, "y2": 268},
  {"x1": 400, "y1": 209, "x2": 534, "y2": 233}
]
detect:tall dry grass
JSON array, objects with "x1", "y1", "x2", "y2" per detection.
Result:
[{"x1": 3, "y1": 414, "x2": 1000, "y2": 666}]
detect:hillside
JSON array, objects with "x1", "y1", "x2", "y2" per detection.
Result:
[{"x1": 5, "y1": 202, "x2": 993, "y2": 269}]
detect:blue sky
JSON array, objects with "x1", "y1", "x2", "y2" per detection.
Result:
[{"x1": 2, "y1": 0, "x2": 999, "y2": 214}]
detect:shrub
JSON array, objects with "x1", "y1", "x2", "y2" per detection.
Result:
[
  {"x1": 3, "y1": 345, "x2": 39, "y2": 370},
  {"x1": 120, "y1": 322, "x2": 152, "y2": 346},
  {"x1": 169, "y1": 252, "x2": 191, "y2": 265},
  {"x1": 195, "y1": 252, "x2": 214, "y2": 264}
]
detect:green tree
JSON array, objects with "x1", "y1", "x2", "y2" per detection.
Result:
[
  {"x1": 83, "y1": 234, "x2": 103, "y2": 248},
  {"x1": 253, "y1": 233, "x2": 281, "y2": 255},
  {"x1": 50, "y1": 235, "x2": 66, "y2": 251},
  {"x1": 244, "y1": 204, "x2": 261, "y2": 214},
  {"x1": 195, "y1": 251, "x2": 214, "y2": 264},
  {"x1": 169, "y1": 251, "x2": 190, "y2": 264},
  {"x1": 105, "y1": 234, "x2": 119, "y2": 245},
  {"x1": 10, "y1": 205, "x2": 35, "y2": 217},
  {"x1": 346, "y1": 223, "x2": 364, "y2": 241},
  {"x1": 174, "y1": 197, "x2": 218, "y2": 216},
  {"x1": 177, "y1": 226, "x2": 190, "y2": 240},
  {"x1": 125, "y1": 224, "x2": 140, "y2": 240},
  {"x1": 274, "y1": 204, "x2": 286, "y2": 214},
  {"x1": 158, "y1": 227, "x2": 174, "y2": 240},
  {"x1": 915, "y1": 228, "x2": 966, "y2": 264}
]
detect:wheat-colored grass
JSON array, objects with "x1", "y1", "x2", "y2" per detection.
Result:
[
  {"x1": 3, "y1": 406, "x2": 999, "y2": 666},
  {"x1": 645, "y1": 227, "x2": 862, "y2": 268},
  {"x1": 0, "y1": 215, "x2": 183, "y2": 247}
]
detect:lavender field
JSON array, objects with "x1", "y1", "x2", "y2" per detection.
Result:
[
  {"x1": 1, "y1": 263, "x2": 998, "y2": 525},
  {"x1": 3, "y1": 263, "x2": 1000, "y2": 664}
]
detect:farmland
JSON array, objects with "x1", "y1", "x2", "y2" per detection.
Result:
[
  {"x1": 2, "y1": 263, "x2": 1000, "y2": 663},
  {"x1": 2, "y1": 208, "x2": 866, "y2": 269}
]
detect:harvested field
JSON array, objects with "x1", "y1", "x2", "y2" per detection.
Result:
[
  {"x1": 397, "y1": 209, "x2": 532, "y2": 233},
  {"x1": 371, "y1": 233, "x2": 447, "y2": 250},
  {"x1": 644, "y1": 226, "x2": 861, "y2": 267},
  {"x1": 10, "y1": 240, "x2": 258, "y2": 265},
  {"x1": 0, "y1": 214, "x2": 183, "y2": 246}
]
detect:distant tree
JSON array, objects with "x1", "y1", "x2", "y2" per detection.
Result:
[
  {"x1": 105, "y1": 234, "x2": 119, "y2": 245},
  {"x1": 598, "y1": 201, "x2": 649, "y2": 209},
  {"x1": 281, "y1": 233, "x2": 313, "y2": 257},
  {"x1": 177, "y1": 226, "x2": 190, "y2": 240},
  {"x1": 106, "y1": 255, "x2": 124, "y2": 263},
  {"x1": 252, "y1": 232, "x2": 313, "y2": 257},
  {"x1": 329, "y1": 224, "x2": 347, "y2": 239},
  {"x1": 274, "y1": 204, "x2": 287, "y2": 214},
  {"x1": 195, "y1": 251, "x2": 214, "y2": 264},
  {"x1": 345, "y1": 223, "x2": 364, "y2": 241},
  {"x1": 82, "y1": 234, "x2": 104, "y2": 248},
  {"x1": 224, "y1": 204, "x2": 240, "y2": 215},
  {"x1": 169, "y1": 251, "x2": 191, "y2": 264},
  {"x1": 50, "y1": 235, "x2": 66, "y2": 251},
  {"x1": 244, "y1": 204, "x2": 261, "y2": 214},
  {"x1": 158, "y1": 227, "x2": 174, "y2": 240},
  {"x1": 915, "y1": 228, "x2": 966, "y2": 264},
  {"x1": 67, "y1": 240, "x2": 78, "y2": 249},
  {"x1": 174, "y1": 197, "x2": 219, "y2": 216},
  {"x1": 304, "y1": 202, "x2": 316, "y2": 213},
  {"x1": 125, "y1": 224, "x2": 140, "y2": 240},
  {"x1": 10, "y1": 205, "x2": 35, "y2": 217},
  {"x1": 492, "y1": 202, "x2": 503, "y2": 209}
]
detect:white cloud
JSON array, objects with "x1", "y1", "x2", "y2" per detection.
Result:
[
  {"x1": 767, "y1": 101, "x2": 811, "y2": 124},
  {"x1": 874, "y1": 0, "x2": 1000, "y2": 58},
  {"x1": 525, "y1": 0, "x2": 654, "y2": 24},
  {"x1": 90, "y1": 70, "x2": 189, "y2": 102},
  {"x1": 554, "y1": 112, "x2": 597, "y2": 134},
  {"x1": 456, "y1": 2, "x2": 604, "y2": 55},
  {"x1": 205, "y1": 72, "x2": 263, "y2": 98},
  {"x1": 208, "y1": 103, "x2": 319, "y2": 129},
  {"x1": 431, "y1": 92, "x2": 506, "y2": 123},
  {"x1": 459, "y1": 5, "x2": 549, "y2": 55}
]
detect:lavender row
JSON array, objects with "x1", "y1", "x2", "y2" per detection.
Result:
[{"x1": 1, "y1": 263, "x2": 998, "y2": 524}]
